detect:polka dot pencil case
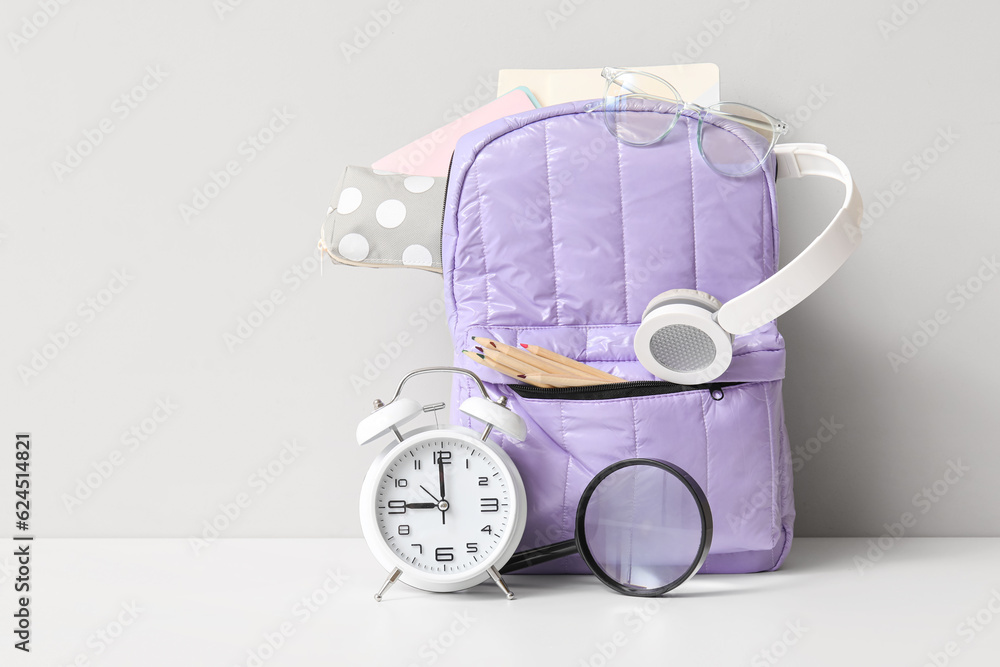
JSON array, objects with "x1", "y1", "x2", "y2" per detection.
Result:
[{"x1": 320, "y1": 166, "x2": 447, "y2": 273}]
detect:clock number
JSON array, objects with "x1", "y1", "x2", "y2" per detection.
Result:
[
  {"x1": 480, "y1": 498, "x2": 499, "y2": 512},
  {"x1": 432, "y1": 450, "x2": 451, "y2": 465},
  {"x1": 435, "y1": 547, "x2": 454, "y2": 562},
  {"x1": 411, "y1": 543, "x2": 423, "y2": 554},
  {"x1": 481, "y1": 525, "x2": 492, "y2": 534},
  {"x1": 398, "y1": 525, "x2": 410, "y2": 536},
  {"x1": 388, "y1": 500, "x2": 406, "y2": 514},
  {"x1": 466, "y1": 542, "x2": 478, "y2": 553},
  {"x1": 414, "y1": 459, "x2": 421, "y2": 470},
  {"x1": 394, "y1": 478, "x2": 408, "y2": 488},
  {"x1": 478, "y1": 476, "x2": 489, "y2": 486}
]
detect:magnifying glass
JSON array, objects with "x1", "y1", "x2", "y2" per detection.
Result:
[{"x1": 501, "y1": 458, "x2": 712, "y2": 596}]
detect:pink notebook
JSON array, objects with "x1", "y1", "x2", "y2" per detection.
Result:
[{"x1": 372, "y1": 88, "x2": 536, "y2": 177}]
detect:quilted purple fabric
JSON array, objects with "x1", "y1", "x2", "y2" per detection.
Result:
[{"x1": 442, "y1": 100, "x2": 794, "y2": 574}]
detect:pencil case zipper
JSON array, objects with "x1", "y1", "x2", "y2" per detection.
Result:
[
  {"x1": 508, "y1": 380, "x2": 743, "y2": 401},
  {"x1": 439, "y1": 151, "x2": 455, "y2": 263}
]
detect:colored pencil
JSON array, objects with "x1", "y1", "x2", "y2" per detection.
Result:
[
  {"x1": 518, "y1": 343, "x2": 622, "y2": 383},
  {"x1": 472, "y1": 336, "x2": 595, "y2": 379},
  {"x1": 517, "y1": 373, "x2": 599, "y2": 388},
  {"x1": 475, "y1": 345, "x2": 549, "y2": 376},
  {"x1": 462, "y1": 350, "x2": 553, "y2": 388}
]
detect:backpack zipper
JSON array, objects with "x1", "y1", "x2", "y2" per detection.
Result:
[{"x1": 509, "y1": 380, "x2": 741, "y2": 401}]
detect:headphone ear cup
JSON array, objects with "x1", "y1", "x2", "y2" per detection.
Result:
[
  {"x1": 641, "y1": 288, "x2": 723, "y2": 318},
  {"x1": 635, "y1": 289, "x2": 734, "y2": 384}
]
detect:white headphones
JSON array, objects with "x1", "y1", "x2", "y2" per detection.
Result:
[{"x1": 635, "y1": 144, "x2": 863, "y2": 384}]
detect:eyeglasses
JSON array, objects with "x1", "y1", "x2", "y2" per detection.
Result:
[{"x1": 595, "y1": 66, "x2": 788, "y2": 177}]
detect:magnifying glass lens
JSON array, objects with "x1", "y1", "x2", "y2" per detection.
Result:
[{"x1": 581, "y1": 462, "x2": 709, "y2": 594}]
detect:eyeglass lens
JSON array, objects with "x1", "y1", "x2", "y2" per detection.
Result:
[{"x1": 604, "y1": 70, "x2": 776, "y2": 177}]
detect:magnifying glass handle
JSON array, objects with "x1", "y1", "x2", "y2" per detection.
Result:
[{"x1": 501, "y1": 539, "x2": 577, "y2": 574}]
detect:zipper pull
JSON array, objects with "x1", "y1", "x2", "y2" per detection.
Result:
[{"x1": 708, "y1": 385, "x2": 726, "y2": 401}]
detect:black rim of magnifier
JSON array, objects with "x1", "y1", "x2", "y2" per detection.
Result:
[{"x1": 575, "y1": 458, "x2": 714, "y2": 597}]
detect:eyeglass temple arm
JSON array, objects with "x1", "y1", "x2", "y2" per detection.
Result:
[
  {"x1": 500, "y1": 539, "x2": 577, "y2": 573},
  {"x1": 606, "y1": 93, "x2": 785, "y2": 135},
  {"x1": 704, "y1": 108, "x2": 786, "y2": 134},
  {"x1": 716, "y1": 144, "x2": 863, "y2": 336},
  {"x1": 603, "y1": 66, "x2": 787, "y2": 133}
]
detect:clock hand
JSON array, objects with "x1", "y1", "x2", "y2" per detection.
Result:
[
  {"x1": 420, "y1": 485, "x2": 441, "y2": 503},
  {"x1": 437, "y1": 457, "x2": 448, "y2": 525},
  {"x1": 405, "y1": 502, "x2": 437, "y2": 509}
]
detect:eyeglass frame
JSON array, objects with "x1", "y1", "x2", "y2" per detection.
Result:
[{"x1": 595, "y1": 66, "x2": 789, "y2": 177}]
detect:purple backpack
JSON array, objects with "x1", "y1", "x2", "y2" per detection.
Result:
[
  {"x1": 441, "y1": 100, "x2": 849, "y2": 574},
  {"x1": 325, "y1": 97, "x2": 860, "y2": 575}
]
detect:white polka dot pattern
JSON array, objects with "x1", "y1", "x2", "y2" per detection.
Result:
[
  {"x1": 337, "y1": 187, "x2": 362, "y2": 214},
  {"x1": 375, "y1": 199, "x2": 406, "y2": 228},
  {"x1": 401, "y1": 244, "x2": 433, "y2": 266},
  {"x1": 326, "y1": 166, "x2": 445, "y2": 269},
  {"x1": 338, "y1": 233, "x2": 370, "y2": 261},
  {"x1": 403, "y1": 176, "x2": 435, "y2": 194}
]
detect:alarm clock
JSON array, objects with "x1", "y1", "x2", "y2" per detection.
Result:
[{"x1": 357, "y1": 367, "x2": 528, "y2": 601}]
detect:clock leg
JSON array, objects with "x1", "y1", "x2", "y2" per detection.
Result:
[
  {"x1": 374, "y1": 567, "x2": 402, "y2": 602},
  {"x1": 487, "y1": 566, "x2": 515, "y2": 600}
]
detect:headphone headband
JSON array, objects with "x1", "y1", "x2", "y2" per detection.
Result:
[{"x1": 715, "y1": 144, "x2": 863, "y2": 335}]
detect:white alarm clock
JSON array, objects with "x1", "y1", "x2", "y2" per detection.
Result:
[{"x1": 357, "y1": 367, "x2": 527, "y2": 601}]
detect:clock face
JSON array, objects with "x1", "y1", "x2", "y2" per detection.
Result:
[{"x1": 374, "y1": 435, "x2": 513, "y2": 574}]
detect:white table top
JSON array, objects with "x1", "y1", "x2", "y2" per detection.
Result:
[{"x1": 8, "y1": 537, "x2": 1000, "y2": 666}]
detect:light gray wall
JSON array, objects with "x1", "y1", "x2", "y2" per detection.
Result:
[{"x1": 1, "y1": 0, "x2": 996, "y2": 539}]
